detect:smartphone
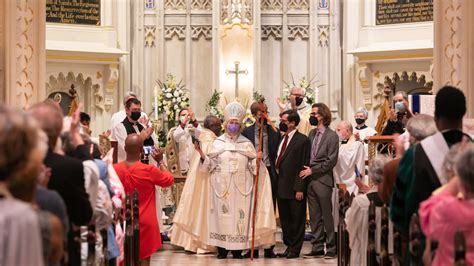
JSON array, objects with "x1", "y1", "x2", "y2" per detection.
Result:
[
  {"x1": 143, "y1": 146, "x2": 153, "y2": 156},
  {"x1": 354, "y1": 165, "x2": 362, "y2": 179}
]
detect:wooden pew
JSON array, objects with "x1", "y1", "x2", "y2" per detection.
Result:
[
  {"x1": 392, "y1": 227, "x2": 403, "y2": 266},
  {"x1": 337, "y1": 188, "x2": 351, "y2": 266},
  {"x1": 379, "y1": 205, "x2": 390, "y2": 266},
  {"x1": 409, "y1": 214, "x2": 422, "y2": 265},
  {"x1": 124, "y1": 194, "x2": 134, "y2": 266},
  {"x1": 133, "y1": 190, "x2": 140, "y2": 266},
  {"x1": 367, "y1": 201, "x2": 377, "y2": 266},
  {"x1": 454, "y1": 231, "x2": 466, "y2": 266}
]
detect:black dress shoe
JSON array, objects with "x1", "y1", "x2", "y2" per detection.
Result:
[
  {"x1": 231, "y1": 250, "x2": 243, "y2": 259},
  {"x1": 324, "y1": 252, "x2": 336, "y2": 259},
  {"x1": 277, "y1": 249, "x2": 289, "y2": 258},
  {"x1": 303, "y1": 250, "x2": 325, "y2": 258},
  {"x1": 217, "y1": 254, "x2": 227, "y2": 259},
  {"x1": 264, "y1": 250, "x2": 277, "y2": 258},
  {"x1": 243, "y1": 250, "x2": 259, "y2": 258},
  {"x1": 286, "y1": 252, "x2": 299, "y2": 259}
]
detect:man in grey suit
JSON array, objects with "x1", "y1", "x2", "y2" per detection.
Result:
[{"x1": 299, "y1": 103, "x2": 339, "y2": 259}]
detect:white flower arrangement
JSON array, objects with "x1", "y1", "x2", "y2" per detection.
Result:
[{"x1": 156, "y1": 74, "x2": 190, "y2": 123}]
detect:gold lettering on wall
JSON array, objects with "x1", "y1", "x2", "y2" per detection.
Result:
[
  {"x1": 46, "y1": 0, "x2": 100, "y2": 25},
  {"x1": 376, "y1": 0, "x2": 433, "y2": 25}
]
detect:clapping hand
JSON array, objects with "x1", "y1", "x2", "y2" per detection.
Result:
[
  {"x1": 70, "y1": 103, "x2": 84, "y2": 147},
  {"x1": 299, "y1": 166, "x2": 312, "y2": 179},
  {"x1": 140, "y1": 126, "x2": 154, "y2": 141},
  {"x1": 151, "y1": 147, "x2": 164, "y2": 163}
]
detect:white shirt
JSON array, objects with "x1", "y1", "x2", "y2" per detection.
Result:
[
  {"x1": 172, "y1": 123, "x2": 202, "y2": 174},
  {"x1": 354, "y1": 125, "x2": 377, "y2": 161},
  {"x1": 110, "y1": 110, "x2": 150, "y2": 130},
  {"x1": 276, "y1": 129, "x2": 297, "y2": 163}
]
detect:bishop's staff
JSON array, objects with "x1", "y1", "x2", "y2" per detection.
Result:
[{"x1": 250, "y1": 99, "x2": 277, "y2": 260}]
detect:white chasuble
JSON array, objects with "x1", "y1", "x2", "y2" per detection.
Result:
[
  {"x1": 202, "y1": 134, "x2": 276, "y2": 250},
  {"x1": 333, "y1": 136, "x2": 365, "y2": 194},
  {"x1": 170, "y1": 128, "x2": 217, "y2": 253}
]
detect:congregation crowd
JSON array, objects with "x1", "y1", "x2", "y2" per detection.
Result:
[{"x1": 1, "y1": 84, "x2": 473, "y2": 266}]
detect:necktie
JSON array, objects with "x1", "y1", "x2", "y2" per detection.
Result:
[
  {"x1": 311, "y1": 131, "x2": 321, "y2": 161},
  {"x1": 276, "y1": 134, "x2": 289, "y2": 169}
]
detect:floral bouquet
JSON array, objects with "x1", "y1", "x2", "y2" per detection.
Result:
[
  {"x1": 156, "y1": 74, "x2": 190, "y2": 125},
  {"x1": 205, "y1": 89, "x2": 224, "y2": 120},
  {"x1": 282, "y1": 73, "x2": 323, "y2": 106}
]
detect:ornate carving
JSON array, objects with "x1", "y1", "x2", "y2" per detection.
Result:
[
  {"x1": 358, "y1": 65, "x2": 372, "y2": 109},
  {"x1": 191, "y1": 26, "x2": 212, "y2": 40},
  {"x1": 288, "y1": 0, "x2": 309, "y2": 10},
  {"x1": 444, "y1": 0, "x2": 462, "y2": 87},
  {"x1": 191, "y1": 0, "x2": 212, "y2": 10},
  {"x1": 288, "y1": 25, "x2": 309, "y2": 40},
  {"x1": 261, "y1": 25, "x2": 282, "y2": 40},
  {"x1": 164, "y1": 0, "x2": 186, "y2": 10},
  {"x1": 105, "y1": 64, "x2": 119, "y2": 93},
  {"x1": 318, "y1": 25, "x2": 329, "y2": 46},
  {"x1": 144, "y1": 26, "x2": 156, "y2": 47},
  {"x1": 46, "y1": 72, "x2": 103, "y2": 111},
  {"x1": 261, "y1": 0, "x2": 283, "y2": 10},
  {"x1": 164, "y1": 26, "x2": 186, "y2": 40},
  {"x1": 15, "y1": 0, "x2": 35, "y2": 109},
  {"x1": 221, "y1": 0, "x2": 253, "y2": 25}
]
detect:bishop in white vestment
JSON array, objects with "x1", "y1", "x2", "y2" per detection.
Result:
[{"x1": 199, "y1": 102, "x2": 276, "y2": 258}]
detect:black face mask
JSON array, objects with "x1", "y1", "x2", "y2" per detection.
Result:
[
  {"x1": 279, "y1": 122, "x2": 288, "y2": 133},
  {"x1": 309, "y1": 116, "x2": 318, "y2": 126},
  {"x1": 130, "y1": 111, "x2": 141, "y2": 121},
  {"x1": 295, "y1": 97, "x2": 304, "y2": 106},
  {"x1": 355, "y1": 118, "x2": 365, "y2": 125}
]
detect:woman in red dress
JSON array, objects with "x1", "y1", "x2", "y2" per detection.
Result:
[{"x1": 114, "y1": 134, "x2": 174, "y2": 265}]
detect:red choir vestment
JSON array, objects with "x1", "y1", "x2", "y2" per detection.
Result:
[{"x1": 114, "y1": 161, "x2": 174, "y2": 259}]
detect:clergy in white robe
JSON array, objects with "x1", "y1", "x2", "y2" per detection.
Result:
[
  {"x1": 199, "y1": 102, "x2": 276, "y2": 256},
  {"x1": 334, "y1": 121, "x2": 365, "y2": 194},
  {"x1": 170, "y1": 115, "x2": 221, "y2": 253},
  {"x1": 172, "y1": 108, "x2": 202, "y2": 175},
  {"x1": 353, "y1": 107, "x2": 378, "y2": 161}
]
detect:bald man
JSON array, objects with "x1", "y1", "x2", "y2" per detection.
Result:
[
  {"x1": 113, "y1": 134, "x2": 174, "y2": 265},
  {"x1": 333, "y1": 121, "x2": 366, "y2": 194}
]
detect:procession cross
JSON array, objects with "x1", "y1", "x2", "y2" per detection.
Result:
[{"x1": 226, "y1": 61, "x2": 248, "y2": 98}]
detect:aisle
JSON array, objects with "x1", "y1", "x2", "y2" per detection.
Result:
[{"x1": 150, "y1": 242, "x2": 337, "y2": 266}]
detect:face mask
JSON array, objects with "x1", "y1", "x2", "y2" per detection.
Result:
[
  {"x1": 227, "y1": 123, "x2": 240, "y2": 134},
  {"x1": 355, "y1": 118, "x2": 365, "y2": 125},
  {"x1": 279, "y1": 122, "x2": 288, "y2": 133},
  {"x1": 130, "y1": 111, "x2": 141, "y2": 121},
  {"x1": 394, "y1": 101, "x2": 406, "y2": 113},
  {"x1": 295, "y1": 97, "x2": 304, "y2": 106},
  {"x1": 309, "y1": 116, "x2": 318, "y2": 126}
]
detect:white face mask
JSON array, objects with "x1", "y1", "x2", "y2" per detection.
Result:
[{"x1": 179, "y1": 115, "x2": 188, "y2": 124}]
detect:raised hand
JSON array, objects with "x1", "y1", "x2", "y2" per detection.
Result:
[
  {"x1": 140, "y1": 126, "x2": 154, "y2": 140},
  {"x1": 151, "y1": 147, "x2": 164, "y2": 163}
]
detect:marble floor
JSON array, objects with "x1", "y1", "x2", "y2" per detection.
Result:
[{"x1": 150, "y1": 242, "x2": 337, "y2": 266}]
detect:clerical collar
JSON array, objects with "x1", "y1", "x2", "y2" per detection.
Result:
[
  {"x1": 341, "y1": 140, "x2": 349, "y2": 145},
  {"x1": 355, "y1": 125, "x2": 367, "y2": 130}
]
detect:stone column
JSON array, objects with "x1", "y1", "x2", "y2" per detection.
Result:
[
  {"x1": 1, "y1": 0, "x2": 46, "y2": 108},
  {"x1": 433, "y1": 0, "x2": 474, "y2": 117}
]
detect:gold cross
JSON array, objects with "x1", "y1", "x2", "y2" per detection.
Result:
[{"x1": 226, "y1": 61, "x2": 248, "y2": 98}]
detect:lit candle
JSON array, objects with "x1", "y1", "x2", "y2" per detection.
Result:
[{"x1": 154, "y1": 84, "x2": 159, "y2": 121}]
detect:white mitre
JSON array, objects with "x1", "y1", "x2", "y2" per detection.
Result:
[{"x1": 224, "y1": 101, "x2": 245, "y2": 122}]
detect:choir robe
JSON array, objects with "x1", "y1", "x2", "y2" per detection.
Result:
[
  {"x1": 333, "y1": 136, "x2": 365, "y2": 194},
  {"x1": 113, "y1": 162, "x2": 174, "y2": 259},
  {"x1": 201, "y1": 134, "x2": 276, "y2": 250},
  {"x1": 170, "y1": 128, "x2": 217, "y2": 253}
]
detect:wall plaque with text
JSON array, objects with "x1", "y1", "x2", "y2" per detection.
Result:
[
  {"x1": 376, "y1": 0, "x2": 433, "y2": 25},
  {"x1": 46, "y1": 0, "x2": 100, "y2": 26}
]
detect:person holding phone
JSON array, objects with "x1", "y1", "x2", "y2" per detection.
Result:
[{"x1": 172, "y1": 108, "x2": 202, "y2": 175}]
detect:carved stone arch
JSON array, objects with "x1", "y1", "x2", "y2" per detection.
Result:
[{"x1": 46, "y1": 71, "x2": 104, "y2": 115}]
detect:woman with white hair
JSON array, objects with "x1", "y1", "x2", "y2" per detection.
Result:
[
  {"x1": 196, "y1": 101, "x2": 276, "y2": 259},
  {"x1": 353, "y1": 107, "x2": 377, "y2": 160},
  {"x1": 345, "y1": 154, "x2": 391, "y2": 266}
]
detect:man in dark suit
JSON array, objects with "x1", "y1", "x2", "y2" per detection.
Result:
[
  {"x1": 29, "y1": 101, "x2": 93, "y2": 266},
  {"x1": 274, "y1": 110, "x2": 310, "y2": 259},
  {"x1": 241, "y1": 101, "x2": 279, "y2": 258},
  {"x1": 299, "y1": 103, "x2": 339, "y2": 259}
]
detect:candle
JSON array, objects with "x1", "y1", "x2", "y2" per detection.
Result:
[{"x1": 154, "y1": 85, "x2": 159, "y2": 121}]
